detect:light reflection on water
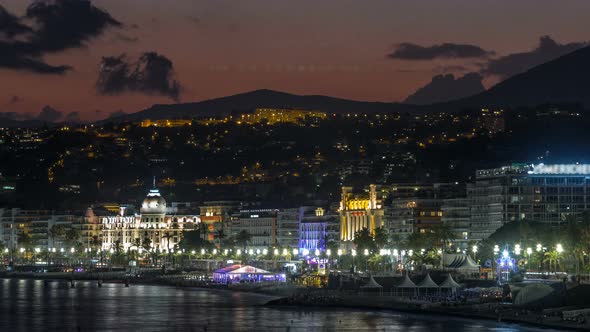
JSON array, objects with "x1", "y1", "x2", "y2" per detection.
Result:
[{"x1": 0, "y1": 279, "x2": 555, "y2": 331}]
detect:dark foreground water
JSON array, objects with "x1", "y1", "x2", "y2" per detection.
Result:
[{"x1": 0, "y1": 279, "x2": 557, "y2": 332}]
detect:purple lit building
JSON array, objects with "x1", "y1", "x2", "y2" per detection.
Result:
[{"x1": 298, "y1": 206, "x2": 339, "y2": 251}]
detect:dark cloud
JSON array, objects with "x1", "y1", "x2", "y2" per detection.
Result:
[
  {"x1": 37, "y1": 105, "x2": 63, "y2": 122},
  {"x1": 389, "y1": 42, "x2": 494, "y2": 60},
  {"x1": 482, "y1": 36, "x2": 587, "y2": 79},
  {"x1": 404, "y1": 72, "x2": 485, "y2": 105},
  {"x1": 97, "y1": 52, "x2": 181, "y2": 101},
  {"x1": 25, "y1": 0, "x2": 121, "y2": 52},
  {"x1": 0, "y1": 1, "x2": 120, "y2": 74},
  {"x1": 64, "y1": 111, "x2": 81, "y2": 123},
  {"x1": 0, "y1": 5, "x2": 32, "y2": 38}
]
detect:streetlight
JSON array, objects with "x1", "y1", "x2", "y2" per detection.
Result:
[
  {"x1": 351, "y1": 249, "x2": 357, "y2": 273},
  {"x1": 556, "y1": 244, "x2": 564, "y2": 272},
  {"x1": 472, "y1": 245, "x2": 478, "y2": 261},
  {"x1": 514, "y1": 244, "x2": 521, "y2": 256},
  {"x1": 314, "y1": 249, "x2": 320, "y2": 257},
  {"x1": 556, "y1": 243, "x2": 564, "y2": 254}
]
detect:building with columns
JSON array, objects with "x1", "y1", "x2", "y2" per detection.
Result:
[{"x1": 339, "y1": 184, "x2": 384, "y2": 242}]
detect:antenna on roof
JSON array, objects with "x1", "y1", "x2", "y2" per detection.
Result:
[{"x1": 153, "y1": 176, "x2": 156, "y2": 188}]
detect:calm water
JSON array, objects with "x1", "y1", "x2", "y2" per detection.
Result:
[{"x1": 0, "y1": 279, "x2": 556, "y2": 332}]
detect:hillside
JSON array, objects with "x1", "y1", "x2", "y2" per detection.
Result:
[
  {"x1": 108, "y1": 89, "x2": 420, "y2": 122},
  {"x1": 436, "y1": 45, "x2": 590, "y2": 110}
]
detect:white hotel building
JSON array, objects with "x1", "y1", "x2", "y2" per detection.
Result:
[{"x1": 84, "y1": 187, "x2": 201, "y2": 251}]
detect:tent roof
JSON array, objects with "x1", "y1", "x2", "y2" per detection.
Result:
[
  {"x1": 444, "y1": 254, "x2": 480, "y2": 270},
  {"x1": 439, "y1": 274, "x2": 462, "y2": 288},
  {"x1": 214, "y1": 264, "x2": 272, "y2": 274},
  {"x1": 361, "y1": 276, "x2": 383, "y2": 288},
  {"x1": 396, "y1": 273, "x2": 417, "y2": 288},
  {"x1": 417, "y1": 273, "x2": 439, "y2": 288}
]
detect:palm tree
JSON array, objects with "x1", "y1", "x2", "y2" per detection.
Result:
[
  {"x1": 368, "y1": 254, "x2": 387, "y2": 272},
  {"x1": 131, "y1": 238, "x2": 142, "y2": 252},
  {"x1": 236, "y1": 230, "x2": 252, "y2": 249},
  {"x1": 141, "y1": 238, "x2": 154, "y2": 266},
  {"x1": 141, "y1": 237, "x2": 152, "y2": 251},
  {"x1": 162, "y1": 232, "x2": 173, "y2": 251},
  {"x1": 65, "y1": 228, "x2": 81, "y2": 247},
  {"x1": 112, "y1": 240, "x2": 123, "y2": 254},
  {"x1": 91, "y1": 235, "x2": 102, "y2": 250},
  {"x1": 353, "y1": 227, "x2": 375, "y2": 252},
  {"x1": 544, "y1": 250, "x2": 559, "y2": 272},
  {"x1": 373, "y1": 226, "x2": 388, "y2": 249},
  {"x1": 215, "y1": 229, "x2": 226, "y2": 249},
  {"x1": 17, "y1": 232, "x2": 33, "y2": 249},
  {"x1": 49, "y1": 224, "x2": 67, "y2": 248},
  {"x1": 431, "y1": 223, "x2": 455, "y2": 250}
]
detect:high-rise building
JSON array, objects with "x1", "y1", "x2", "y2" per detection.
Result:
[
  {"x1": 441, "y1": 197, "x2": 471, "y2": 249},
  {"x1": 232, "y1": 209, "x2": 278, "y2": 248},
  {"x1": 276, "y1": 208, "x2": 300, "y2": 248},
  {"x1": 468, "y1": 163, "x2": 590, "y2": 242}
]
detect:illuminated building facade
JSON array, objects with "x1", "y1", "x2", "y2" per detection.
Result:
[
  {"x1": 198, "y1": 201, "x2": 240, "y2": 242},
  {"x1": 239, "y1": 108, "x2": 327, "y2": 125},
  {"x1": 276, "y1": 208, "x2": 300, "y2": 248},
  {"x1": 84, "y1": 187, "x2": 200, "y2": 251},
  {"x1": 298, "y1": 206, "x2": 339, "y2": 251},
  {"x1": 232, "y1": 209, "x2": 278, "y2": 248},
  {"x1": 339, "y1": 184, "x2": 384, "y2": 241},
  {"x1": 0, "y1": 209, "x2": 80, "y2": 250},
  {"x1": 140, "y1": 119, "x2": 193, "y2": 128},
  {"x1": 468, "y1": 163, "x2": 590, "y2": 242}
]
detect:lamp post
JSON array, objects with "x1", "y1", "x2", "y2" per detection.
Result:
[
  {"x1": 351, "y1": 249, "x2": 357, "y2": 273},
  {"x1": 556, "y1": 243, "x2": 564, "y2": 272},
  {"x1": 535, "y1": 243, "x2": 543, "y2": 272},
  {"x1": 492, "y1": 245, "x2": 499, "y2": 280},
  {"x1": 472, "y1": 245, "x2": 478, "y2": 262},
  {"x1": 526, "y1": 247, "x2": 532, "y2": 270}
]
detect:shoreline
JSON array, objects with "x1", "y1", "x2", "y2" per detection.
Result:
[
  {"x1": 265, "y1": 301, "x2": 589, "y2": 331},
  {"x1": 2, "y1": 274, "x2": 588, "y2": 331}
]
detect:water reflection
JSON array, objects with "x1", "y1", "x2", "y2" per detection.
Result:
[{"x1": 0, "y1": 279, "x2": 555, "y2": 331}]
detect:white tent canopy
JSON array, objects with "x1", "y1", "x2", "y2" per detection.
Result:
[
  {"x1": 396, "y1": 273, "x2": 417, "y2": 288},
  {"x1": 417, "y1": 273, "x2": 439, "y2": 288},
  {"x1": 439, "y1": 274, "x2": 462, "y2": 289},
  {"x1": 361, "y1": 276, "x2": 383, "y2": 289},
  {"x1": 443, "y1": 254, "x2": 480, "y2": 272}
]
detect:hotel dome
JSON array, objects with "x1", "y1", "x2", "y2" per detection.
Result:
[{"x1": 140, "y1": 188, "x2": 167, "y2": 214}]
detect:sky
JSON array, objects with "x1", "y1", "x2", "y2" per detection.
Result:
[{"x1": 1, "y1": 0, "x2": 589, "y2": 121}]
